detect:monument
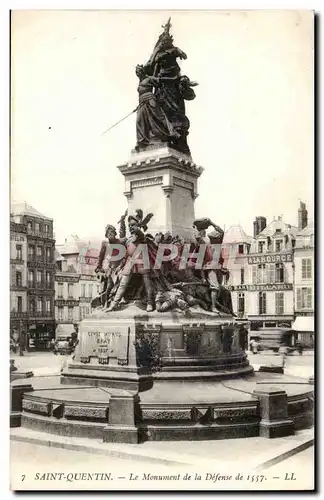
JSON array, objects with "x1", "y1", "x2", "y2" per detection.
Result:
[{"x1": 13, "y1": 19, "x2": 313, "y2": 443}]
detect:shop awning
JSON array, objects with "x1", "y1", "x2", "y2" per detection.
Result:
[
  {"x1": 292, "y1": 316, "x2": 314, "y2": 333},
  {"x1": 55, "y1": 324, "x2": 75, "y2": 337}
]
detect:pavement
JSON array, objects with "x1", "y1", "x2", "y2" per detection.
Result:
[
  {"x1": 10, "y1": 430, "x2": 314, "y2": 491},
  {"x1": 10, "y1": 350, "x2": 315, "y2": 491},
  {"x1": 10, "y1": 350, "x2": 315, "y2": 379}
]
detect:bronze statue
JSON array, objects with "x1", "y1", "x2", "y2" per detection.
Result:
[
  {"x1": 106, "y1": 210, "x2": 156, "y2": 312},
  {"x1": 136, "y1": 18, "x2": 198, "y2": 155}
]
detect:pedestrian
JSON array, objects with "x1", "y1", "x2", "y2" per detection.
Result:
[{"x1": 19, "y1": 330, "x2": 26, "y2": 356}]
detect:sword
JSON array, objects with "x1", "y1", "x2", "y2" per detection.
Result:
[{"x1": 101, "y1": 107, "x2": 138, "y2": 136}]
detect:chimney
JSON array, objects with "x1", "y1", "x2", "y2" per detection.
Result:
[
  {"x1": 298, "y1": 202, "x2": 308, "y2": 230},
  {"x1": 253, "y1": 216, "x2": 267, "y2": 238}
]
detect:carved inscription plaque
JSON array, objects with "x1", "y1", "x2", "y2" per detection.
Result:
[{"x1": 78, "y1": 324, "x2": 130, "y2": 365}]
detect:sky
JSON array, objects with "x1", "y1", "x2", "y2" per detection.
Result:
[{"x1": 10, "y1": 9, "x2": 314, "y2": 244}]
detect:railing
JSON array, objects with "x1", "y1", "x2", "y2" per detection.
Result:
[
  {"x1": 27, "y1": 229, "x2": 54, "y2": 239},
  {"x1": 10, "y1": 258, "x2": 24, "y2": 265},
  {"x1": 10, "y1": 311, "x2": 28, "y2": 318},
  {"x1": 10, "y1": 284, "x2": 27, "y2": 291}
]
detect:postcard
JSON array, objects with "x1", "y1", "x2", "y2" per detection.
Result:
[{"x1": 9, "y1": 9, "x2": 314, "y2": 491}]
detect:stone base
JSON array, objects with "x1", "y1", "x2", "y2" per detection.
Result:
[
  {"x1": 259, "y1": 420, "x2": 294, "y2": 439},
  {"x1": 16, "y1": 372, "x2": 313, "y2": 442},
  {"x1": 61, "y1": 305, "x2": 252, "y2": 391},
  {"x1": 103, "y1": 425, "x2": 139, "y2": 444},
  {"x1": 10, "y1": 412, "x2": 22, "y2": 428}
]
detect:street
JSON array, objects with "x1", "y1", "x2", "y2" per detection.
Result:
[{"x1": 10, "y1": 350, "x2": 315, "y2": 379}]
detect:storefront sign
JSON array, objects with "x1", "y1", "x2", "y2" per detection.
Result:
[
  {"x1": 247, "y1": 253, "x2": 292, "y2": 265},
  {"x1": 228, "y1": 283, "x2": 293, "y2": 292},
  {"x1": 55, "y1": 276, "x2": 79, "y2": 283},
  {"x1": 80, "y1": 275, "x2": 97, "y2": 281},
  {"x1": 55, "y1": 299, "x2": 79, "y2": 307}
]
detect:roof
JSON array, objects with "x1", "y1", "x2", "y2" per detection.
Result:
[
  {"x1": 223, "y1": 225, "x2": 254, "y2": 245},
  {"x1": 296, "y1": 221, "x2": 314, "y2": 237},
  {"x1": 11, "y1": 201, "x2": 52, "y2": 220},
  {"x1": 57, "y1": 237, "x2": 103, "y2": 255},
  {"x1": 257, "y1": 218, "x2": 298, "y2": 239}
]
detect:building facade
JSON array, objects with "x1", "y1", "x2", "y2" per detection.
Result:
[
  {"x1": 10, "y1": 202, "x2": 56, "y2": 349},
  {"x1": 224, "y1": 203, "x2": 313, "y2": 334},
  {"x1": 292, "y1": 216, "x2": 314, "y2": 343},
  {"x1": 55, "y1": 237, "x2": 101, "y2": 332},
  {"x1": 222, "y1": 225, "x2": 252, "y2": 319}
]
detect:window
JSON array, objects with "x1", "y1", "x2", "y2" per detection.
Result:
[
  {"x1": 37, "y1": 246, "x2": 43, "y2": 257},
  {"x1": 44, "y1": 224, "x2": 49, "y2": 233},
  {"x1": 68, "y1": 284, "x2": 74, "y2": 297},
  {"x1": 37, "y1": 298, "x2": 43, "y2": 313},
  {"x1": 267, "y1": 237, "x2": 272, "y2": 251},
  {"x1": 240, "y1": 267, "x2": 245, "y2": 284},
  {"x1": 46, "y1": 247, "x2": 51, "y2": 261},
  {"x1": 46, "y1": 271, "x2": 51, "y2": 285},
  {"x1": 37, "y1": 271, "x2": 42, "y2": 283},
  {"x1": 35, "y1": 222, "x2": 40, "y2": 233},
  {"x1": 28, "y1": 270, "x2": 34, "y2": 285},
  {"x1": 88, "y1": 284, "x2": 93, "y2": 297},
  {"x1": 29, "y1": 299, "x2": 36, "y2": 314},
  {"x1": 28, "y1": 245, "x2": 35, "y2": 258},
  {"x1": 258, "y1": 264, "x2": 267, "y2": 283},
  {"x1": 58, "y1": 283, "x2": 64, "y2": 298},
  {"x1": 258, "y1": 292, "x2": 267, "y2": 314},
  {"x1": 238, "y1": 244, "x2": 244, "y2": 255},
  {"x1": 302, "y1": 258, "x2": 312, "y2": 279},
  {"x1": 16, "y1": 245, "x2": 22, "y2": 260},
  {"x1": 238, "y1": 293, "x2": 245, "y2": 314},
  {"x1": 275, "y1": 292, "x2": 284, "y2": 314},
  {"x1": 46, "y1": 299, "x2": 51, "y2": 313},
  {"x1": 275, "y1": 263, "x2": 284, "y2": 283},
  {"x1": 68, "y1": 307, "x2": 74, "y2": 321},
  {"x1": 258, "y1": 241, "x2": 265, "y2": 253},
  {"x1": 296, "y1": 287, "x2": 312, "y2": 310},
  {"x1": 81, "y1": 284, "x2": 86, "y2": 297},
  {"x1": 252, "y1": 266, "x2": 258, "y2": 284},
  {"x1": 27, "y1": 221, "x2": 32, "y2": 231},
  {"x1": 16, "y1": 271, "x2": 22, "y2": 287},
  {"x1": 268, "y1": 264, "x2": 275, "y2": 283},
  {"x1": 17, "y1": 296, "x2": 22, "y2": 313},
  {"x1": 58, "y1": 306, "x2": 64, "y2": 321},
  {"x1": 275, "y1": 240, "x2": 283, "y2": 252}
]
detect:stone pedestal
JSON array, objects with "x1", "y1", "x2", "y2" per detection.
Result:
[
  {"x1": 118, "y1": 146, "x2": 203, "y2": 240},
  {"x1": 10, "y1": 382, "x2": 33, "y2": 427},
  {"x1": 61, "y1": 305, "x2": 253, "y2": 390},
  {"x1": 253, "y1": 388, "x2": 294, "y2": 438},
  {"x1": 103, "y1": 393, "x2": 139, "y2": 444}
]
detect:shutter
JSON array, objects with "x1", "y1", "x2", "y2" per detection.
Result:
[
  {"x1": 252, "y1": 266, "x2": 257, "y2": 284},
  {"x1": 269, "y1": 264, "x2": 275, "y2": 283},
  {"x1": 264, "y1": 292, "x2": 267, "y2": 314},
  {"x1": 296, "y1": 288, "x2": 302, "y2": 310}
]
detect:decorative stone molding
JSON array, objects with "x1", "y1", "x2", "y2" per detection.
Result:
[
  {"x1": 23, "y1": 399, "x2": 51, "y2": 416},
  {"x1": 131, "y1": 176, "x2": 163, "y2": 189},
  {"x1": 162, "y1": 185, "x2": 174, "y2": 198},
  {"x1": 80, "y1": 356, "x2": 90, "y2": 364},
  {"x1": 173, "y1": 176, "x2": 194, "y2": 191},
  {"x1": 142, "y1": 409, "x2": 192, "y2": 420},
  {"x1": 64, "y1": 405, "x2": 108, "y2": 420},
  {"x1": 213, "y1": 405, "x2": 258, "y2": 420}
]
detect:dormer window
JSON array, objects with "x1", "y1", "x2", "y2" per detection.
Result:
[
  {"x1": 238, "y1": 244, "x2": 244, "y2": 255},
  {"x1": 275, "y1": 240, "x2": 283, "y2": 252},
  {"x1": 258, "y1": 241, "x2": 265, "y2": 253}
]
